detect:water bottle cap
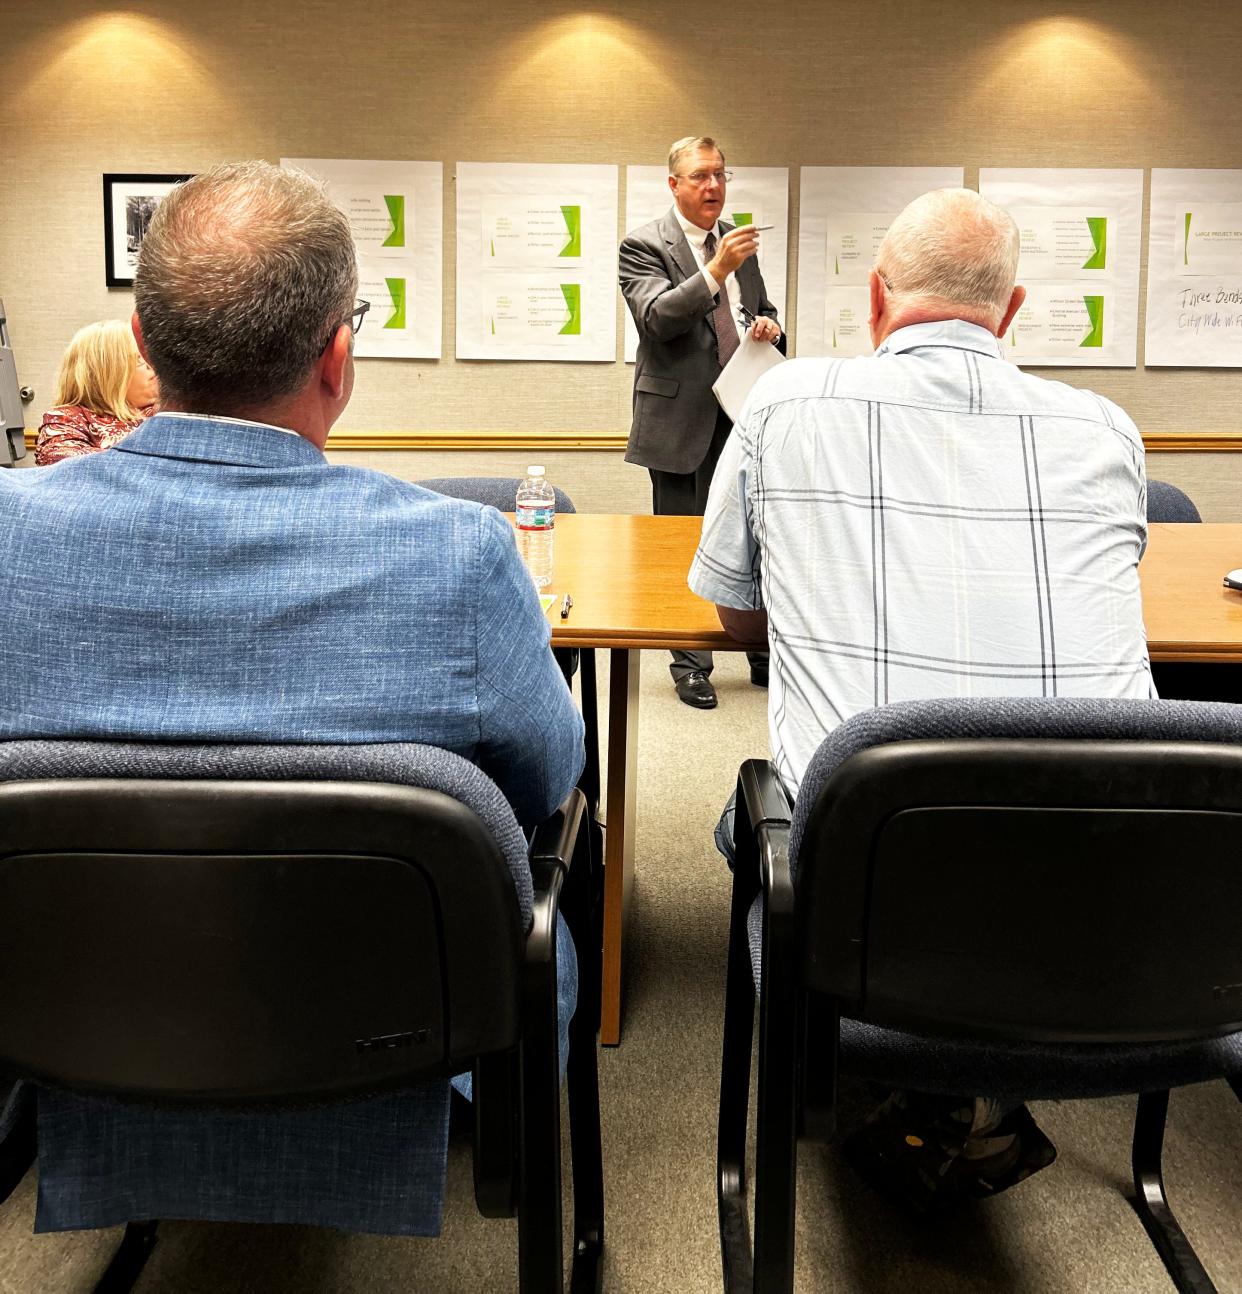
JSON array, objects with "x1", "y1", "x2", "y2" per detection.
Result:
[{"x1": 527, "y1": 465, "x2": 545, "y2": 476}]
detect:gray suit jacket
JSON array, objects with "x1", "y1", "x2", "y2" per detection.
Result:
[{"x1": 620, "y1": 208, "x2": 780, "y2": 475}]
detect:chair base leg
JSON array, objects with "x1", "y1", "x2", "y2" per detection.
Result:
[
  {"x1": 718, "y1": 1188, "x2": 753, "y2": 1294},
  {"x1": 566, "y1": 974, "x2": 604, "y2": 1294},
  {"x1": 1129, "y1": 1092, "x2": 1217, "y2": 1294},
  {"x1": 569, "y1": 1230, "x2": 603, "y2": 1294},
  {"x1": 94, "y1": 1220, "x2": 159, "y2": 1294},
  {"x1": 717, "y1": 880, "x2": 760, "y2": 1293},
  {"x1": 0, "y1": 1085, "x2": 36, "y2": 1202},
  {"x1": 568, "y1": 811, "x2": 604, "y2": 1294}
]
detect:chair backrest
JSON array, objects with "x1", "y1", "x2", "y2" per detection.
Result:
[
  {"x1": 417, "y1": 476, "x2": 577, "y2": 515},
  {"x1": 1147, "y1": 478, "x2": 1202, "y2": 522},
  {"x1": 791, "y1": 697, "x2": 1242, "y2": 1045},
  {"x1": 0, "y1": 741, "x2": 532, "y2": 1102}
]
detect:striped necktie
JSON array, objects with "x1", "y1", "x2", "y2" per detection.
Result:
[{"x1": 701, "y1": 231, "x2": 740, "y2": 369}]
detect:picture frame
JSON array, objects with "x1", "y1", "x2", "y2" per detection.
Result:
[{"x1": 103, "y1": 173, "x2": 193, "y2": 288}]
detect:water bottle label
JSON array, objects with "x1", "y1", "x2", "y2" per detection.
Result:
[{"x1": 516, "y1": 505, "x2": 554, "y2": 530}]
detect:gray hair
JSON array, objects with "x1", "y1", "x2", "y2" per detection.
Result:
[
  {"x1": 668, "y1": 136, "x2": 724, "y2": 176},
  {"x1": 875, "y1": 189, "x2": 1020, "y2": 326},
  {"x1": 134, "y1": 161, "x2": 358, "y2": 413}
]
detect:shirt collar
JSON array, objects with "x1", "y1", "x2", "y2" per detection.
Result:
[
  {"x1": 159, "y1": 410, "x2": 304, "y2": 437},
  {"x1": 875, "y1": 318, "x2": 1005, "y2": 360},
  {"x1": 114, "y1": 412, "x2": 326, "y2": 469},
  {"x1": 672, "y1": 203, "x2": 719, "y2": 250}
]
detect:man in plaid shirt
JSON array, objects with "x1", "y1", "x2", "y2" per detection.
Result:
[{"x1": 690, "y1": 187, "x2": 1154, "y2": 1213}]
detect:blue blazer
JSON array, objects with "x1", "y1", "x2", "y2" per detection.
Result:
[
  {"x1": 0, "y1": 414, "x2": 585, "y2": 1235},
  {"x1": 0, "y1": 414, "x2": 584, "y2": 827}
]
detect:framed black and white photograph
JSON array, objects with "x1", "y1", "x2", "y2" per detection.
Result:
[{"x1": 103, "y1": 173, "x2": 192, "y2": 287}]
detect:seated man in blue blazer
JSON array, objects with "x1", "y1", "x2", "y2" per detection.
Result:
[{"x1": 0, "y1": 161, "x2": 584, "y2": 1237}]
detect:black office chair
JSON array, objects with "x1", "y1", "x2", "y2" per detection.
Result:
[
  {"x1": 718, "y1": 697, "x2": 1242, "y2": 1294},
  {"x1": 416, "y1": 475, "x2": 578, "y2": 518},
  {"x1": 0, "y1": 740, "x2": 603, "y2": 1294},
  {"x1": 1148, "y1": 478, "x2": 1203, "y2": 523}
]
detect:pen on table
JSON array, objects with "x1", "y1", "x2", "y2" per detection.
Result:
[{"x1": 560, "y1": 593, "x2": 573, "y2": 619}]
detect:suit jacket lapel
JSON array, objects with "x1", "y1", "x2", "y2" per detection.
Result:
[{"x1": 661, "y1": 209, "x2": 700, "y2": 285}]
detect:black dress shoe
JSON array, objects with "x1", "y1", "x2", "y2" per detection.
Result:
[
  {"x1": 674, "y1": 670, "x2": 718, "y2": 709},
  {"x1": 749, "y1": 661, "x2": 769, "y2": 688}
]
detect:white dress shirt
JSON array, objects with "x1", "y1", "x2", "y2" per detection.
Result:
[{"x1": 672, "y1": 204, "x2": 745, "y2": 341}]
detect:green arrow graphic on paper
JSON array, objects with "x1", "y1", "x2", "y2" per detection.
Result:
[
  {"x1": 384, "y1": 278, "x2": 406, "y2": 329},
  {"x1": 1080, "y1": 295, "x2": 1104, "y2": 348},
  {"x1": 1082, "y1": 216, "x2": 1107, "y2": 270},
  {"x1": 559, "y1": 205, "x2": 582, "y2": 257},
  {"x1": 559, "y1": 284, "x2": 581, "y2": 335},
  {"x1": 382, "y1": 194, "x2": 405, "y2": 248},
  {"x1": 732, "y1": 212, "x2": 753, "y2": 226},
  {"x1": 834, "y1": 255, "x2": 840, "y2": 274},
  {"x1": 832, "y1": 328, "x2": 838, "y2": 347},
  {"x1": 1184, "y1": 211, "x2": 1193, "y2": 267}
]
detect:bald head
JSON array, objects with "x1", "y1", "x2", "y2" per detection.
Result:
[{"x1": 872, "y1": 189, "x2": 1022, "y2": 338}]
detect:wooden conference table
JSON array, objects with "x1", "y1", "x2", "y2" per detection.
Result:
[{"x1": 545, "y1": 514, "x2": 1242, "y2": 1045}]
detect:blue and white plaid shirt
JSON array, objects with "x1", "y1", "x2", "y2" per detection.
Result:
[{"x1": 690, "y1": 319, "x2": 1155, "y2": 798}]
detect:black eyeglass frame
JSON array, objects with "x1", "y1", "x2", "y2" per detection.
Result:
[{"x1": 322, "y1": 299, "x2": 370, "y2": 352}]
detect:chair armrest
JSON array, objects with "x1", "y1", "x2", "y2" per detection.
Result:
[
  {"x1": 737, "y1": 759, "x2": 792, "y2": 836},
  {"x1": 524, "y1": 787, "x2": 588, "y2": 998},
  {"x1": 525, "y1": 787, "x2": 586, "y2": 962},
  {"x1": 476, "y1": 790, "x2": 587, "y2": 1219},
  {"x1": 738, "y1": 763, "x2": 835, "y2": 1142},
  {"x1": 737, "y1": 759, "x2": 793, "y2": 900},
  {"x1": 528, "y1": 787, "x2": 587, "y2": 890}
]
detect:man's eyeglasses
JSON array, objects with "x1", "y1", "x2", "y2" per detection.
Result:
[
  {"x1": 344, "y1": 299, "x2": 370, "y2": 335},
  {"x1": 321, "y1": 300, "x2": 370, "y2": 353},
  {"x1": 674, "y1": 169, "x2": 732, "y2": 187}
]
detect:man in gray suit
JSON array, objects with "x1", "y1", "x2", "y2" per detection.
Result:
[{"x1": 620, "y1": 136, "x2": 782, "y2": 709}]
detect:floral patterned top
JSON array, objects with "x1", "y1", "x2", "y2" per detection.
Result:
[{"x1": 35, "y1": 404, "x2": 154, "y2": 466}]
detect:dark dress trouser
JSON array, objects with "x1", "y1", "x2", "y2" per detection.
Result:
[{"x1": 648, "y1": 407, "x2": 767, "y2": 682}]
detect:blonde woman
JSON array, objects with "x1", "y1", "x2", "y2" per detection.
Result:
[{"x1": 35, "y1": 321, "x2": 158, "y2": 465}]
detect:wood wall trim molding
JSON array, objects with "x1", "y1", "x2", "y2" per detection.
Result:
[
  {"x1": 324, "y1": 431, "x2": 630, "y2": 451},
  {"x1": 330, "y1": 432, "x2": 1242, "y2": 454},
  {"x1": 1142, "y1": 435, "x2": 1242, "y2": 453},
  {"x1": 20, "y1": 429, "x2": 1242, "y2": 453}
]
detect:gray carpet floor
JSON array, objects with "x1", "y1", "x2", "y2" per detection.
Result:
[{"x1": 1, "y1": 651, "x2": 1239, "y2": 1291}]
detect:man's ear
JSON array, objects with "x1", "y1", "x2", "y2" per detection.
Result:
[
  {"x1": 131, "y1": 311, "x2": 151, "y2": 362},
  {"x1": 997, "y1": 285, "x2": 1026, "y2": 339},
  {"x1": 319, "y1": 324, "x2": 351, "y2": 399},
  {"x1": 868, "y1": 269, "x2": 887, "y2": 349}
]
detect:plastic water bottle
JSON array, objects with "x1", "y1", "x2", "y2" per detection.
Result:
[{"x1": 515, "y1": 465, "x2": 555, "y2": 588}]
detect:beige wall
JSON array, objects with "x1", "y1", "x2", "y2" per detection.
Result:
[{"x1": 3, "y1": 0, "x2": 1241, "y2": 464}]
